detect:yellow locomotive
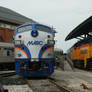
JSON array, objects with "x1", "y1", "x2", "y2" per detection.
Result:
[{"x1": 72, "y1": 40, "x2": 92, "y2": 69}]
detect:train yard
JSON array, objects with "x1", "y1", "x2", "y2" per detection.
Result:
[
  {"x1": 0, "y1": 4, "x2": 92, "y2": 92},
  {"x1": 0, "y1": 12, "x2": 92, "y2": 92}
]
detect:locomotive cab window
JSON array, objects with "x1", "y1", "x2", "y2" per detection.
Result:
[
  {"x1": 36, "y1": 25, "x2": 50, "y2": 33},
  {"x1": 18, "y1": 25, "x2": 32, "y2": 33}
]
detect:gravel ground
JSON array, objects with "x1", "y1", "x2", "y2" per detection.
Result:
[
  {"x1": 0, "y1": 75, "x2": 26, "y2": 85},
  {"x1": 0, "y1": 75, "x2": 33, "y2": 92},
  {"x1": 4, "y1": 85, "x2": 33, "y2": 92}
]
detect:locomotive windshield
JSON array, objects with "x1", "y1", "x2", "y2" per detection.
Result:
[
  {"x1": 36, "y1": 25, "x2": 50, "y2": 33},
  {"x1": 18, "y1": 25, "x2": 32, "y2": 32}
]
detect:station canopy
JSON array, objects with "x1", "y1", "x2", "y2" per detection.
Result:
[
  {"x1": 65, "y1": 16, "x2": 92, "y2": 41},
  {"x1": 0, "y1": 6, "x2": 36, "y2": 25}
]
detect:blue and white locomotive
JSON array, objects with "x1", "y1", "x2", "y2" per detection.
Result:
[{"x1": 14, "y1": 23, "x2": 55, "y2": 77}]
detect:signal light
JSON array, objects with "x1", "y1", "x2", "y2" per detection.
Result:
[
  {"x1": 18, "y1": 35, "x2": 21, "y2": 38},
  {"x1": 48, "y1": 35, "x2": 50, "y2": 38}
]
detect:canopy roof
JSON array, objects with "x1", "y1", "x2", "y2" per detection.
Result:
[
  {"x1": 65, "y1": 16, "x2": 92, "y2": 41},
  {"x1": 0, "y1": 6, "x2": 35, "y2": 24}
]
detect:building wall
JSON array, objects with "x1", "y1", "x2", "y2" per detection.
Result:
[
  {"x1": 0, "y1": 28, "x2": 13, "y2": 42},
  {"x1": 0, "y1": 22, "x2": 18, "y2": 43}
]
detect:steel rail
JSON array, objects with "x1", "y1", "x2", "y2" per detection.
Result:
[
  {"x1": 0, "y1": 71, "x2": 16, "y2": 77},
  {"x1": 25, "y1": 79, "x2": 34, "y2": 92},
  {"x1": 48, "y1": 77, "x2": 72, "y2": 92},
  {"x1": 26, "y1": 77, "x2": 72, "y2": 92}
]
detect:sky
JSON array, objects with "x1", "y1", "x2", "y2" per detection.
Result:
[{"x1": 0, "y1": 0, "x2": 92, "y2": 52}]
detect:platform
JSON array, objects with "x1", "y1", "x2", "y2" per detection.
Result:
[{"x1": 51, "y1": 69, "x2": 92, "y2": 92}]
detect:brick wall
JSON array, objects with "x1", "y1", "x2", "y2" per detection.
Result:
[{"x1": 0, "y1": 28, "x2": 14, "y2": 42}]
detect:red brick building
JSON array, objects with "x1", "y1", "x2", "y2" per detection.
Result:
[{"x1": 0, "y1": 7, "x2": 35, "y2": 43}]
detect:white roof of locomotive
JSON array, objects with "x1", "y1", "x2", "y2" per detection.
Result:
[{"x1": 24, "y1": 22, "x2": 57, "y2": 33}]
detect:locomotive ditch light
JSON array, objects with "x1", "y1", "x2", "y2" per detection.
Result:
[
  {"x1": 14, "y1": 40, "x2": 24, "y2": 45},
  {"x1": 44, "y1": 66, "x2": 48, "y2": 69},
  {"x1": 47, "y1": 40, "x2": 55, "y2": 45}
]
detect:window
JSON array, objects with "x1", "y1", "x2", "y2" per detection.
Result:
[
  {"x1": 0, "y1": 37, "x2": 3, "y2": 42},
  {"x1": 36, "y1": 25, "x2": 50, "y2": 33},
  {"x1": 9, "y1": 38, "x2": 14, "y2": 43},
  {"x1": 0, "y1": 23, "x2": 5, "y2": 28},
  {"x1": 0, "y1": 23, "x2": 2, "y2": 27},
  {"x1": 10, "y1": 25, "x2": 15, "y2": 30},
  {"x1": 5, "y1": 24, "x2": 10, "y2": 29},
  {"x1": 7, "y1": 51, "x2": 10, "y2": 56},
  {"x1": 3, "y1": 23, "x2": 6, "y2": 28},
  {"x1": 18, "y1": 25, "x2": 32, "y2": 33}
]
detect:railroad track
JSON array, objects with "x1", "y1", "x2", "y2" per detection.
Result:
[
  {"x1": 0, "y1": 72, "x2": 31, "y2": 92},
  {"x1": 0, "y1": 71, "x2": 71, "y2": 92},
  {"x1": 48, "y1": 77, "x2": 71, "y2": 92},
  {"x1": 0, "y1": 71, "x2": 16, "y2": 77},
  {"x1": 26, "y1": 77, "x2": 71, "y2": 92}
]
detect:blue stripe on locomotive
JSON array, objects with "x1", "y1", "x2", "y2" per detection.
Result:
[{"x1": 15, "y1": 23, "x2": 52, "y2": 35}]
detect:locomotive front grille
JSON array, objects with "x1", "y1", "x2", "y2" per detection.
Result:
[{"x1": 20, "y1": 61, "x2": 49, "y2": 71}]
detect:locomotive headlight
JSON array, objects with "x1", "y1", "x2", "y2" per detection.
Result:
[
  {"x1": 31, "y1": 30, "x2": 38, "y2": 37},
  {"x1": 31, "y1": 59, "x2": 34, "y2": 62},
  {"x1": 31, "y1": 58, "x2": 39, "y2": 62}
]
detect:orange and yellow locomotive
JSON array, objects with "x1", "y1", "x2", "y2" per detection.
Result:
[{"x1": 72, "y1": 37, "x2": 92, "y2": 69}]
